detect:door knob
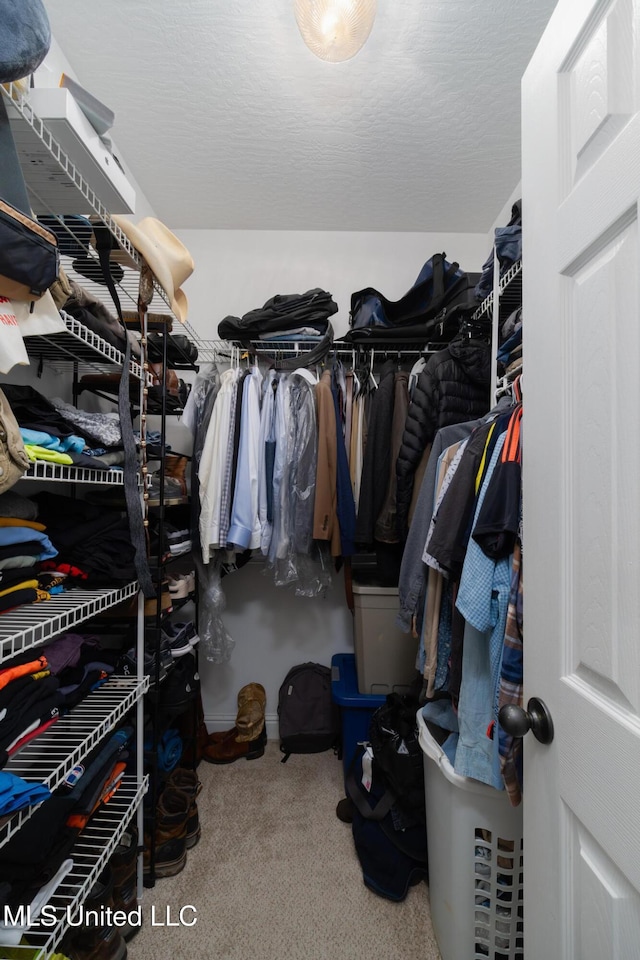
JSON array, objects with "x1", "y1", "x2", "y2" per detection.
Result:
[{"x1": 499, "y1": 697, "x2": 554, "y2": 744}]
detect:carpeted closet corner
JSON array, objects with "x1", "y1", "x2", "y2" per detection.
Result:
[{"x1": 130, "y1": 742, "x2": 441, "y2": 960}]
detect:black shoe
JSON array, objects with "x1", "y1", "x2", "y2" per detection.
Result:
[{"x1": 336, "y1": 797, "x2": 355, "y2": 823}]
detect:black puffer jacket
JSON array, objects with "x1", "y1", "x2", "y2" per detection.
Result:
[{"x1": 396, "y1": 337, "x2": 491, "y2": 539}]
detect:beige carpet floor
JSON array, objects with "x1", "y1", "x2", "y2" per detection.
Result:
[{"x1": 130, "y1": 741, "x2": 442, "y2": 960}]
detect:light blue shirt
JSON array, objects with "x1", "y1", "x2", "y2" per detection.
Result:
[
  {"x1": 454, "y1": 432, "x2": 511, "y2": 791},
  {"x1": 0, "y1": 527, "x2": 58, "y2": 560},
  {"x1": 228, "y1": 368, "x2": 263, "y2": 550}
]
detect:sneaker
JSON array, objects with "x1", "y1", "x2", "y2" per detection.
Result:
[
  {"x1": 168, "y1": 571, "x2": 195, "y2": 599},
  {"x1": 167, "y1": 529, "x2": 192, "y2": 556},
  {"x1": 161, "y1": 621, "x2": 198, "y2": 658},
  {"x1": 146, "y1": 475, "x2": 186, "y2": 507}
]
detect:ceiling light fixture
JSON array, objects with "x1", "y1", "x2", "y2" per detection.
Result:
[{"x1": 294, "y1": 0, "x2": 377, "y2": 63}]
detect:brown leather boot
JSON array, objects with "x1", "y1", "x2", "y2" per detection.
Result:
[
  {"x1": 237, "y1": 682, "x2": 266, "y2": 709},
  {"x1": 143, "y1": 785, "x2": 190, "y2": 878},
  {"x1": 164, "y1": 454, "x2": 189, "y2": 488},
  {"x1": 110, "y1": 827, "x2": 141, "y2": 941},
  {"x1": 202, "y1": 723, "x2": 266, "y2": 765},
  {"x1": 236, "y1": 683, "x2": 266, "y2": 742},
  {"x1": 207, "y1": 726, "x2": 238, "y2": 744},
  {"x1": 167, "y1": 768, "x2": 202, "y2": 849}
]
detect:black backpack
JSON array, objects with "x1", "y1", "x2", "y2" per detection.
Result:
[{"x1": 278, "y1": 662, "x2": 339, "y2": 762}]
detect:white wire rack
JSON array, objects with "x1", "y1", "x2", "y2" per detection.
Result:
[
  {"x1": 0, "y1": 582, "x2": 138, "y2": 665},
  {"x1": 0, "y1": 776, "x2": 148, "y2": 959},
  {"x1": 0, "y1": 677, "x2": 148, "y2": 851},
  {"x1": 472, "y1": 259, "x2": 523, "y2": 323},
  {"x1": 23, "y1": 460, "x2": 127, "y2": 486},
  {"x1": 22, "y1": 314, "x2": 148, "y2": 382},
  {"x1": 2, "y1": 82, "x2": 207, "y2": 367}
]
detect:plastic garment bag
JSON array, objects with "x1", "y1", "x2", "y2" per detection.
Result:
[
  {"x1": 265, "y1": 373, "x2": 331, "y2": 597},
  {"x1": 196, "y1": 555, "x2": 235, "y2": 663}
]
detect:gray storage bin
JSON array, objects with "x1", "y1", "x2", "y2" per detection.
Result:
[{"x1": 352, "y1": 583, "x2": 419, "y2": 695}]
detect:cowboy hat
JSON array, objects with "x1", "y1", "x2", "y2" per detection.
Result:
[{"x1": 112, "y1": 215, "x2": 194, "y2": 323}]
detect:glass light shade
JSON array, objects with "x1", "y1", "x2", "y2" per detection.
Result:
[{"x1": 294, "y1": 0, "x2": 377, "y2": 63}]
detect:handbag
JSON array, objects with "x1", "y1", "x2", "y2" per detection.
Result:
[
  {"x1": 0, "y1": 199, "x2": 60, "y2": 302},
  {"x1": 0, "y1": 387, "x2": 30, "y2": 493}
]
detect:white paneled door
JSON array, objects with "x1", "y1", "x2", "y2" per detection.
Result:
[{"x1": 523, "y1": 0, "x2": 640, "y2": 956}]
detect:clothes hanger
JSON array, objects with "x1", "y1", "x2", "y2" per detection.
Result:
[
  {"x1": 351, "y1": 349, "x2": 361, "y2": 394},
  {"x1": 368, "y1": 348, "x2": 378, "y2": 390}
]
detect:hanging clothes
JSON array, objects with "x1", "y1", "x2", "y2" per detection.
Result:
[
  {"x1": 354, "y1": 359, "x2": 396, "y2": 546},
  {"x1": 395, "y1": 336, "x2": 491, "y2": 541},
  {"x1": 374, "y1": 369, "x2": 409, "y2": 544},
  {"x1": 313, "y1": 370, "x2": 341, "y2": 557},
  {"x1": 397, "y1": 419, "x2": 479, "y2": 632},
  {"x1": 258, "y1": 369, "x2": 278, "y2": 556},
  {"x1": 199, "y1": 367, "x2": 240, "y2": 562},
  {"x1": 331, "y1": 367, "x2": 356, "y2": 558},
  {"x1": 228, "y1": 367, "x2": 263, "y2": 551},
  {"x1": 454, "y1": 432, "x2": 511, "y2": 791}
]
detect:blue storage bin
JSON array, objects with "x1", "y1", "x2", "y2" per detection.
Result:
[{"x1": 331, "y1": 653, "x2": 386, "y2": 785}]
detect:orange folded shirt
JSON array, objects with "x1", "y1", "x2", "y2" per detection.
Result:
[
  {"x1": 0, "y1": 656, "x2": 48, "y2": 691},
  {"x1": 0, "y1": 519, "x2": 46, "y2": 532}
]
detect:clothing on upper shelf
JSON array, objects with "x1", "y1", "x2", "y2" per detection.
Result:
[
  {"x1": 218, "y1": 288, "x2": 338, "y2": 342},
  {"x1": 0, "y1": 386, "x2": 131, "y2": 475}
]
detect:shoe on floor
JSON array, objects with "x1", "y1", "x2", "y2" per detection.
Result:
[
  {"x1": 167, "y1": 768, "x2": 202, "y2": 849},
  {"x1": 143, "y1": 834, "x2": 187, "y2": 880},
  {"x1": 202, "y1": 723, "x2": 266, "y2": 765},
  {"x1": 336, "y1": 797, "x2": 355, "y2": 823},
  {"x1": 110, "y1": 827, "x2": 142, "y2": 942}
]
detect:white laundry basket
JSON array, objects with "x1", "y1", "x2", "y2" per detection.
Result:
[{"x1": 418, "y1": 712, "x2": 523, "y2": 960}]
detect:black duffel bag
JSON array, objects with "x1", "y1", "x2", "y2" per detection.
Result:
[{"x1": 346, "y1": 252, "x2": 479, "y2": 343}]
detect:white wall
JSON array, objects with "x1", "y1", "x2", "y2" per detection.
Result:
[{"x1": 174, "y1": 227, "x2": 490, "y2": 735}]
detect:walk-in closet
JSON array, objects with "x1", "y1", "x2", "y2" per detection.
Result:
[{"x1": 3, "y1": 1, "x2": 640, "y2": 959}]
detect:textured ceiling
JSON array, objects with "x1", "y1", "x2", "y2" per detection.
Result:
[{"x1": 43, "y1": 0, "x2": 556, "y2": 232}]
